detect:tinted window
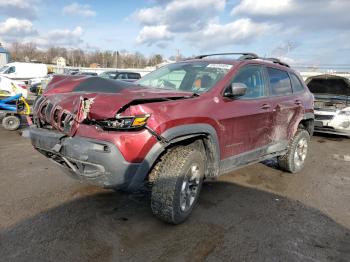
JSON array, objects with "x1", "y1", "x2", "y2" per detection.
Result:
[
  {"x1": 290, "y1": 73, "x2": 305, "y2": 92},
  {"x1": 100, "y1": 72, "x2": 117, "y2": 79},
  {"x1": 231, "y1": 65, "x2": 266, "y2": 98},
  {"x1": 127, "y1": 73, "x2": 141, "y2": 79},
  {"x1": 267, "y1": 67, "x2": 292, "y2": 96},
  {"x1": 0, "y1": 66, "x2": 9, "y2": 73},
  {"x1": 2, "y1": 66, "x2": 15, "y2": 74},
  {"x1": 116, "y1": 73, "x2": 128, "y2": 79}
]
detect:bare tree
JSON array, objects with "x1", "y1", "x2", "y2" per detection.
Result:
[
  {"x1": 7, "y1": 44, "x2": 166, "y2": 68},
  {"x1": 148, "y1": 54, "x2": 163, "y2": 66},
  {"x1": 9, "y1": 42, "x2": 22, "y2": 62},
  {"x1": 272, "y1": 41, "x2": 299, "y2": 58},
  {"x1": 22, "y1": 42, "x2": 37, "y2": 61}
]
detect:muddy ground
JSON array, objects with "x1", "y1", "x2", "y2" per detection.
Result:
[{"x1": 0, "y1": 128, "x2": 349, "y2": 262}]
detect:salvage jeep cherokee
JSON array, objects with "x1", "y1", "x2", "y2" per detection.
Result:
[{"x1": 29, "y1": 53, "x2": 314, "y2": 224}]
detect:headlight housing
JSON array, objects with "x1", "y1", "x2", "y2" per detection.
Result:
[{"x1": 93, "y1": 114, "x2": 151, "y2": 130}]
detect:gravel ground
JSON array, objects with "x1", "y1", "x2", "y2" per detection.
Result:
[{"x1": 0, "y1": 128, "x2": 349, "y2": 262}]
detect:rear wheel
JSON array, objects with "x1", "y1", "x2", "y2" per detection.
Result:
[
  {"x1": 150, "y1": 146, "x2": 205, "y2": 224},
  {"x1": 2, "y1": 115, "x2": 21, "y2": 131},
  {"x1": 278, "y1": 129, "x2": 310, "y2": 173}
]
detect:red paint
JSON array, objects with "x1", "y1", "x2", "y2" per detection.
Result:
[{"x1": 37, "y1": 60, "x2": 314, "y2": 163}]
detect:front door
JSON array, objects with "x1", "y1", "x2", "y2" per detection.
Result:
[{"x1": 218, "y1": 64, "x2": 274, "y2": 163}]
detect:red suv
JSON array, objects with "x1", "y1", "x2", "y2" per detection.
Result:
[{"x1": 30, "y1": 53, "x2": 314, "y2": 224}]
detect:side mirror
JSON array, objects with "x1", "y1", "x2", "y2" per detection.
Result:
[{"x1": 224, "y1": 83, "x2": 247, "y2": 98}]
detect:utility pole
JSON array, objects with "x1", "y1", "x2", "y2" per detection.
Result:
[{"x1": 176, "y1": 49, "x2": 180, "y2": 61}]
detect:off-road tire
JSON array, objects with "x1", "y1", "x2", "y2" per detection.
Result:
[
  {"x1": 150, "y1": 146, "x2": 205, "y2": 224},
  {"x1": 278, "y1": 129, "x2": 310, "y2": 173},
  {"x1": 2, "y1": 115, "x2": 21, "y2": 131}
]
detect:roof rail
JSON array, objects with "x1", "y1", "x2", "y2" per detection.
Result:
[
  {"x1": 194, "y1": 52, "x2": 290, "y2": 68},
  {"x1": 195, "y1": 52, "x2": 258, "y2": 60},
  {"x1": 262, "y1": 57, "x2": 290, "y2": 68}
]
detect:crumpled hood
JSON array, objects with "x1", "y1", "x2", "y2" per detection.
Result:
[
  {"x1": 306, "y1": 75, "x2": 350, "y2": 96},
  {"x1": 42, "y1": 90, "x2": 193, "y2": 119},
  {"x1": 33, "y1": 76, "x2": 194, "y2": 134}
]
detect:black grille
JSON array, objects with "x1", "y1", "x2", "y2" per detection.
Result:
[
  {"x1": 315, "y1": 114, "x2": 334, "y2": 121},
  {"x1": 45, "y1": 102, "x2": 54, "y2": 122}
]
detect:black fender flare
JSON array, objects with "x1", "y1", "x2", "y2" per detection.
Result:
[{"x1": 127, "y1": 124, "x2": 221, "y2": 191}]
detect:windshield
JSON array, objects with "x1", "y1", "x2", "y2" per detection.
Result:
[
  {"x1": 0, "y1": 66, "x2": 9, "y2": 73},
  {"x1": 136, "y1": 62, "x2": 232, "y2": 93}
]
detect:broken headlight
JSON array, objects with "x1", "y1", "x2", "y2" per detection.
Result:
[{"x1": 93, "y1": 114, "x2": 151, "y2": 130}]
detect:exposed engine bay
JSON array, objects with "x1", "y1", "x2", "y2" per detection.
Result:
[{"x1": 306, "y1": 75, "x2": 350, "y2": 136}]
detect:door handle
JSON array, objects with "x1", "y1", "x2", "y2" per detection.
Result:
[
  {"x1": 295, "y1": 100, "x2": 302, "y2": 105},
  {"x1": 261, "y1": 104, "x2": 271, "y2": 110}
]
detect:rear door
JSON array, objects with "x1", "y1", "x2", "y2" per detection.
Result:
[{"x1": 266, "y1": 67, "x2": 303, "y2": 146}]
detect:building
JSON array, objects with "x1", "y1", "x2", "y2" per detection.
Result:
[
  {"x1": 53, "y1": 57, "x2": 66, "y2": 67},
  {"x1": 89, "y1": 63, "x2": 101, "y2": 68},
  {"x1": 0, "y1": 44, "x2": 10, "y2": 67}
]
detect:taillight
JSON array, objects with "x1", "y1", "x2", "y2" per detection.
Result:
[{"x1": 18, "y1": 84, "x2": 27, "y2": 89}]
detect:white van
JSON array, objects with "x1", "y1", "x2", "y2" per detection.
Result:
[{"x1": 0, "y1": 62, "x2": 48, "y2": 83}]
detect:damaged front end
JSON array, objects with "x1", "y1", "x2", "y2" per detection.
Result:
[
  {"x1": 85, "y1": 113, "x2": 151, "y2": 131},
  {"x1": 30, "y1": 94, "x2": 155, "y2": 189},
  {"x1": 29, "y1": 75, "x2": 199, "y2": 189},
  {"x1": 313, "y1": 97, "x2": 350, "y2": 136},
  {"x1": 307, "y1": 75, "x2": 350, "y2": 136}
]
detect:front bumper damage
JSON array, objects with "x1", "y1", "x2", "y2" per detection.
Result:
[{"x1": 29, "y1": 126, "x2": 144, "y2": 189}]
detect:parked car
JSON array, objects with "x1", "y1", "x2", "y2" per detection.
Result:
[
  {"x1": 64, "y1": 69, "x2": 80, "y2": 75},
  {"x1": 29, "y1": 76, "x2": 53, "y2": 95},
  {"x1": 0, "y1": 62, "x2": 47, "y2": 84},
  {"x1": 306, "y1": 74, "x2": 350, "y2": 136},
  {"x1": 78, "y1": 72, "x2": 98, "y2": 76},
  {"x1": 0, "y1": 75, "x2": 28, "y2": 98},
  {"x1": 29, "y1": 82, "x2": 41, "y2": 95},
  {"x1": 29, "y1": 53, "x2": 314, "y2": 224},
  {"x1": 99, "y1": 70, "x2": 141, "y2": 82}
]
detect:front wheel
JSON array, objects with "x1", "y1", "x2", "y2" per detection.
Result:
[
  {"x1": 278, "y1": 129, "x2": 310, "y2": 173},
  {"x1": 150, "y1": 146, "x2": 205, "y2": 224}
]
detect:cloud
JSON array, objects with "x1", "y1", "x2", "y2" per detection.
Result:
[
  {"x1": 0, "y1": 16, "x2": 84, "y2": 49},
  {"x1": 63, "y1": 2, "x2": 96, "y2": 17},
  {"x1": 232, "y1": 0, "x2": 293, "y2": 16},
  {"x1": 136, "y1": 25, "x2": 173, "y2": 46},
  {"x1": 232, "y1": 0, "x2": 350, "y2": 29},
  {"x1": 187, "y1": 19, "x2": 273, "y2": 50},
  {"x1": 135, "y1": 7, "x2": 163, "y2": 25},
  {"x1": 0, "y1": 0, "x2": 39, "y2": 19},
  {"x1": 35, "y1": 26, "x2": 84, "y2": 48},
  {"x1": 135, "y1": 0, "x2": 274, "y2": 49},
  {"x1": 0, "y1": 18, "x2": 37, "y2": 42},
  {"x1": 135, "y1": 0, "x2": 226, "y2": 32},
  {"x1": 135, "y1": 0, "x2": 232, "y2": 46}
]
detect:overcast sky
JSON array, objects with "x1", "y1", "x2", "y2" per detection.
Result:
[{"x1": 0, "y1": 0, "x2": 349, "y2": 65}]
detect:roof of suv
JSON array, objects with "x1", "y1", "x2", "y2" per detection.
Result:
[{"x1": 183, "y1": 52, "x2": 291, "y2": 70}]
